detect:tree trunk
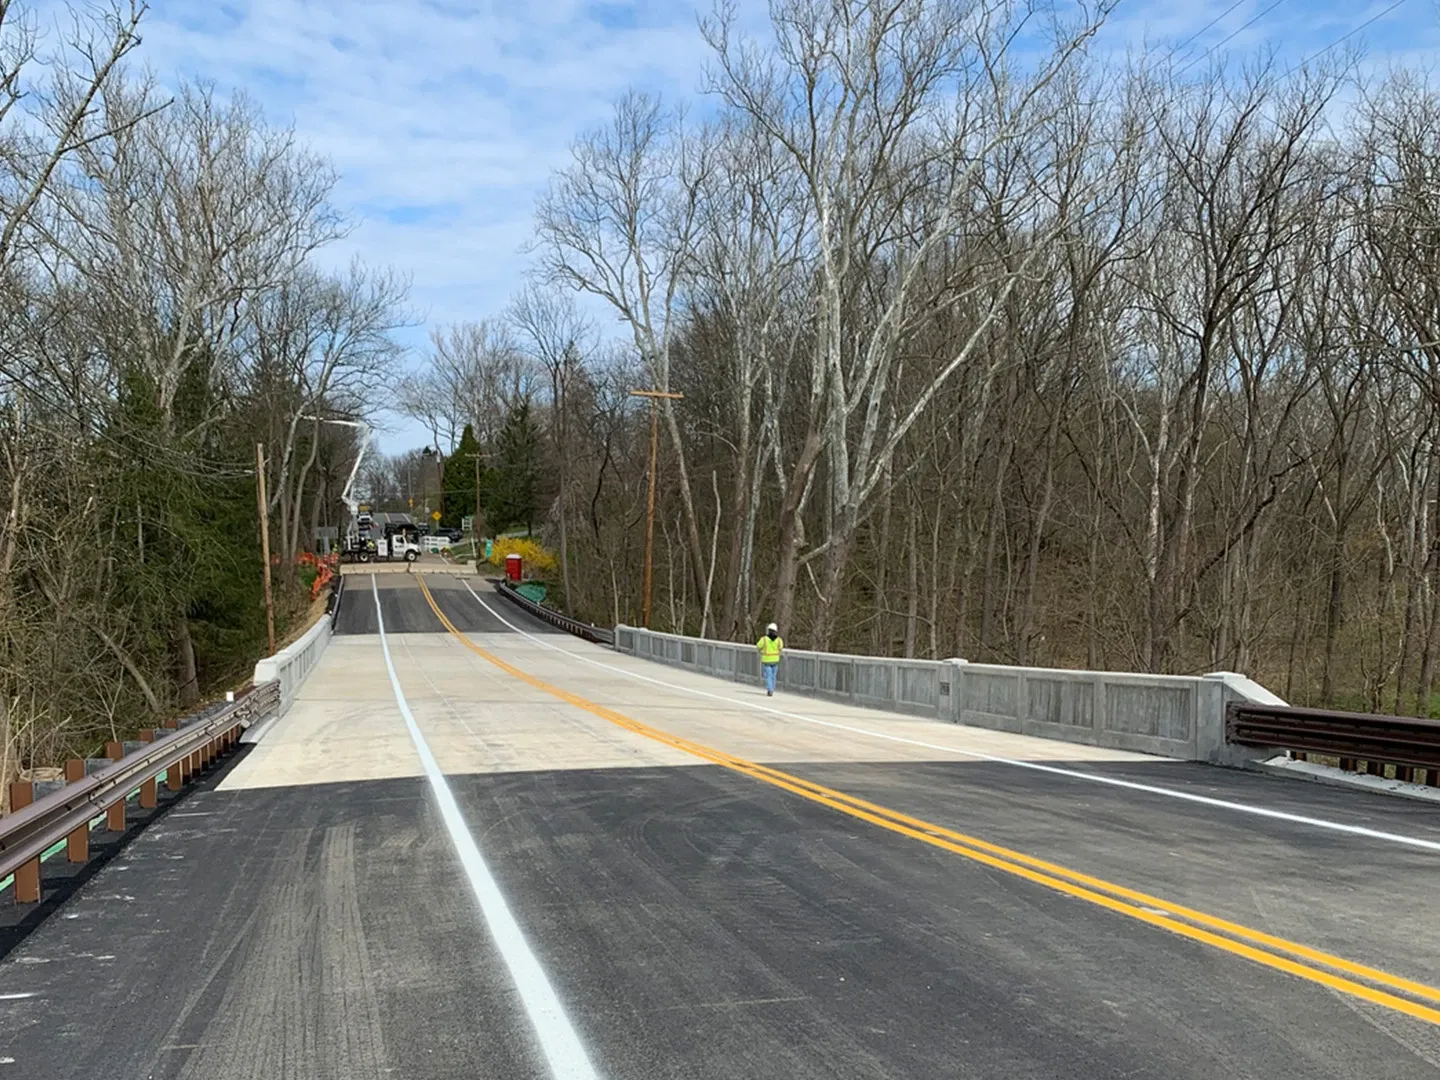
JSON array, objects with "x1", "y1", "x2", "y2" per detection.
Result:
[
  {"x1": 814, "y1": 506, "x2": 858, "y2": 651},
  {"x1": 772, "y1": 431, "x2": 824, "y2": 638},
  {"x1": 928, "y1": 499, "x2": 942, "y2": 660},
  {"x1": 288, "y1": 423, "x2": 320, "y2": 566},
  {"x1": 1417, "y1": 563, "x2": 1440, "y2": 717},
  {"x1": 93, "y1": 624, "x2": 163, "y2": 716},
  {"x1": 979, "y1": 460, "x2": 1007, "y2": 660},
  {"x1": 1017, "y1": 413, "x2": 1059, "y2": 666},
  {"x1": 661, "y1": 398, "x2": 710, "y2": 623},
  {"x1": 872, "y1": 468, "x2": 894, "y2": 655},
  {"x1": 1321, "y1": 531, "x2": 1345, "y2": 703},
  {"x1": 174, "y1": 615, "x2": 199, "y2": 708},
  {"x1": 903, "y1": 514, "x2": 918, "y2": 659}
]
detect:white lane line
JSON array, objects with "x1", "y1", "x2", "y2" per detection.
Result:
[
  {"x1": 371, "y1": 576, "x2": 600, "y2": 1080},
  {"x1": 465, "y1": 581, "x2": 1440, "y2": 855}
]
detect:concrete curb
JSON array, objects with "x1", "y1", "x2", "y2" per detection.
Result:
[{"x1": 1251, "y1": 755, "x2": 1440, "y2": 805}]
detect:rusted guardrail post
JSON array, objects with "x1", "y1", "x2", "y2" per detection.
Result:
[
  {"x1": 164, "y1": 719, "x2": 183, "y2": 791},
  {"x1": 137, "y1": 729, "x2": 158, "y2": 809},
  {"x1": 104, "y1": 742, "x2": 125, "y2": 831},
  {"x1": 8, "y1": 780, "x2": 39, "y2": 903},
  {"x1": 64, "y1": 759, "x2": 88, "y2": 862}
]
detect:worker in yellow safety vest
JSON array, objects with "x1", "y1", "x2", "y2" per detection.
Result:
[{"x1": 756, "y1": 622, "x2": 784, "y2": 696}]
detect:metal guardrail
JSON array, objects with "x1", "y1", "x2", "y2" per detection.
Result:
[
  {"x1": 0, "y1": 681, "x2": 281, "y2": 902},
  {"x1": 1226, "y1": 701, "x2": 1440, "y2": 783},
  {"x1": 494, "y1": 580, "x2": 615, "y2": 646}
]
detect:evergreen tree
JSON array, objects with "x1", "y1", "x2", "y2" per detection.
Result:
[
  {"x1": 441, "y1": 423, "x2": 483, "y2": 528},
  {"x1": 485, "y1": 399, "x2": 542, "y2": 535}
]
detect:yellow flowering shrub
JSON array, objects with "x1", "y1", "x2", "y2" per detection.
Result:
[{"x1": 488, "y1": 536, "x2": 557, "y2": 575}]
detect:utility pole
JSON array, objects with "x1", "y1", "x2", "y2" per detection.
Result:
[
  {"x1": 629, "y1": 389, "x2": 684, "y2": 629},
  {"x1": 255, "y1": 443, "x2": 276, "y2": 656},
  {"x1": 473, "y1": 450, "x2": 484, "y2": 542}
]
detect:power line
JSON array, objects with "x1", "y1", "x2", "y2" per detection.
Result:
[
  {"x1": 1284, "y1": 0, "x2": 1412, "y2": 76},
  {"x1": 1173, "y1": 0, "x2": 1250, "y2": 59},
  {"x1": 1176, "y1": 0, "x2": 1291, "y2": 75}
]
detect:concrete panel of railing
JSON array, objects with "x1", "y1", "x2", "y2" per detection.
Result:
[
  {"x1": 252, "y1": 614, "x2": 333, "y2": 714},
  {"x1": 951, "y1": 660, "x2": 1204, "y2": 757}
]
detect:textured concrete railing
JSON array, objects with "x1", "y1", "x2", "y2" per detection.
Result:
[
  {"x1": 616, "y1": 627, "x2": 956, "y2": 719},
  {"x1": 252, "y1": 615, "x2": 332, "y2": 713},
  {"x1": 613, "y1": 626, "x2": 1283, "y2": 766}
]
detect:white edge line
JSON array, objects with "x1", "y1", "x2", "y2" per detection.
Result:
[
  {"x1": 371, "y1": 576, "x2": 600, "y2": 1080},
  {"x1": 465, "y1": 580, "x2": 1440, "y2": 856}
]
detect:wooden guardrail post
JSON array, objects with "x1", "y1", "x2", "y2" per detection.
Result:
[
  {"x1": 164, "y1": 719, "x2": 184, "y2": 791},
  {"x1": 64, "y1": 759, "x2": 88, "y2": 862},
  {"x1": 105, "y1": 742, "x2": 125, "y2": 831},
  {"x1": 137, "y1": 729, "x2": 158, "y2": 809},
  {"x1": 8, "y1": 780, "x2": 39, "y2": 903}
]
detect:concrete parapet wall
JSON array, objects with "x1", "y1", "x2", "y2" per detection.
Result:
[
  {"x1": 253, "y1": 614, "x2": 332, "y2": 713},
  {"x1": 616, "y1": 626, "x2": 948, "y2": 719},
  {"x1": 338, "y1": 561, "x2": 476, "y2": 576},
  {"x1": 613, "y1": 626, "x2": 1285, "y2": 766}
]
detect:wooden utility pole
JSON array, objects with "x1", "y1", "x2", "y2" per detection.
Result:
[
  {"x1": 473, "y1": 451, "x2": 485, "y2": 543},
  {"x1": 629, "y1": 389, "x2": 684, "y2": 628},
  {"x1": 256, "y1": 443, "x2": 276, "y2": 656}
]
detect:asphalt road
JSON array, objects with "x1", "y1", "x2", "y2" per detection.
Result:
[{"x1": 2, "y1": 576, "x2": 1438, "y2": 1078}]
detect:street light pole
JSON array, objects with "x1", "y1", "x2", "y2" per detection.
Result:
[{"x1": 629, "y1": 388, "x2": 684, "y2": 629}]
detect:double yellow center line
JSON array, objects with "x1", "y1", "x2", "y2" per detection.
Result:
[{"x1": 415, "y1": 576, "x2": 1440, "y2": 1026}]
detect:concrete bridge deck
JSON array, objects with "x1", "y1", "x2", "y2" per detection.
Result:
[{"x1": 3, "y1": 574, "x2": 1439, "y2": 1078}]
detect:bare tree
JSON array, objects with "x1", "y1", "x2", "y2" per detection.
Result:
[
  {"x1": 701, "y1": 0, "x2": 1113, "y2": 645},
  {"x1": 397, "y1": 319, "x2": 530, "y2": 454},
  {"x1": 534, "y1": 90, "x2": 714, "y2": 629},
  {"x1": 510, "y1": 285, "x2": 594, "y2": 613}
]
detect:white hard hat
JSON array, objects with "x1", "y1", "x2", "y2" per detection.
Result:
[{"x1": 767, "y1": 622, "x2": 778, "y2": 632}]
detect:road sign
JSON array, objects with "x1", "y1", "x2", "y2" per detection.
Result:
[
  {"x1": 432, "y1": 510, "x2": 442, "y2": 522},
  {"x1": 462, "y1": 515, "x2": 474, "y2": 533}
]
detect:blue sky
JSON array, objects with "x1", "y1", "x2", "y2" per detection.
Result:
[{"x1": 57, "y1": 0, "x2": 1440, "y2": 452}]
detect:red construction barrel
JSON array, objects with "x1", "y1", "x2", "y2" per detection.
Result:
[{"x1": 505, "y1": 553, "x2": 523, "y2": 581}]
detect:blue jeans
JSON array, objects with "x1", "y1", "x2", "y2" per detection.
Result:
[{"x1": 763, "y1": 663, "x2": 778, "y2": 694}]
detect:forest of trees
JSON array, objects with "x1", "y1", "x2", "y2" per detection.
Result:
[
  {"x1": 0, "y1": 2, "x2": 406, "y2": 801},
  {"x1": 10, "y1": 0, "x2": 1440, "y2": 803},
  {"x1": 394, "y1": 0, "x2": 1440, "y2": 717}
]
